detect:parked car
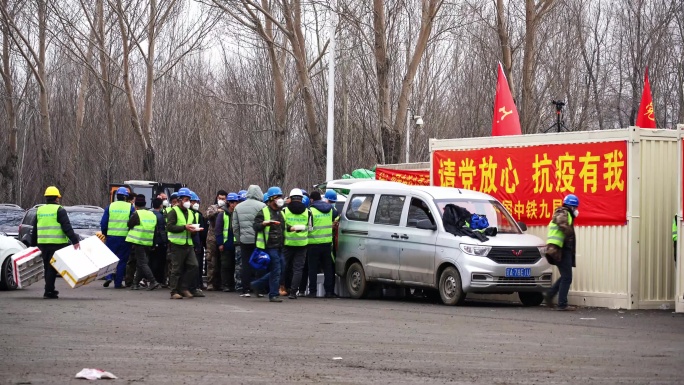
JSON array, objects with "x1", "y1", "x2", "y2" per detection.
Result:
[
  {"x1": 0, "y1": 204, "x2": 25, "y2": 240},
  {"x1": 331, "y1": 180, "x2": 552, "y2": 306},
  {"x1": 19, "y1": 205, "x2": 104, "y2": 246},
  {"x1": 0, "y1": 233, "x2": 27, "y2": 290}
]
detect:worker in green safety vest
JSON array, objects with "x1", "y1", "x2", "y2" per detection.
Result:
[
  {"x1": 673, "y1": 215, "x2": 678, "y2": 262},
  {"x1": 30, "y1": 186, "x2": 81, "y2": 299},
  {"x1": 166, "y1": 187, "x2": 202, "y2": 299},
  {"x1": 125, "y1": 195, "x2": 160, "y2": 291},
  {"x1": 307, "y1": 191, "x2": 339, "y2": 298},
  {"x1": 101, "y1": 186, "x2": 135, "y2": 289},
  {"x1": 281, "y1": 188, "x2": 310, "y2": 299},
  {"x1": 252, "y1": 186, "x2": 286, "y2": 302},
  {"x1": 543, "y1": 194, "x2": 579, "y2": 311},
  {"x1": 216, "y1": 192, "x2": 240, "y2": 292}
]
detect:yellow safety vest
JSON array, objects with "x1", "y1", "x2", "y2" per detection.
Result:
[
  {"x1": 107, "y1": 201, "x2": 132, "y2": 237},
  {"x1": 308, "y1": 207, "x2": 333, "y2": 245},
  {"x1": 547, "y1": 214, "x2": 573, "y2": 247},
  {"x1": 168, "y1": 206, "x2": 194, "y2": 246},
  {"x1": 36, "y1": 204, "x2": 69, "y2": 244},
  {"x1": 283, "y1": 207, "x2": 309, "y2": 247},
  {"x1": 125, "y1": 209, "x2": 157, "y2": 246},
  {"x1": 255, "y1": 207, "x2": 271, "y2": 249}
]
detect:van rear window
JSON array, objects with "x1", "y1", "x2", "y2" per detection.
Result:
[{"x1": 346, "y1": 194, "x2": 374, "y2": 222}]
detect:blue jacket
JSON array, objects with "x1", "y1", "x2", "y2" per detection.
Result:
[
  {"x1": 100, "y1": 202, "x2": 135, "y2": 237},
  {"x1": 215, "y1": 212, "x2": 234, "y2": 247}
]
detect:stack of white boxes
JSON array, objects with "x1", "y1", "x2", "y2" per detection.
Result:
[
  {"x1": 11, "y1": 247, "x2": 44, "y2": 289},
  {"x1": 50, "y1": 236, "x2": 119, "y2": 288}
]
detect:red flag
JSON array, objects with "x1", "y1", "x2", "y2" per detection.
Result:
[
  {"x1": 491, "y1": 62, "x2": 521, "y2": 136},
  {"x1": 636, "y1": 67, "x2": 656, "y2": 128}
]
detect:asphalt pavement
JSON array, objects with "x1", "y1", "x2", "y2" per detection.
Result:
[{"x1": 1, "y1": 280, "x2": 683, "y2": 384}]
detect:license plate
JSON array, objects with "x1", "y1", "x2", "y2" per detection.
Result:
[{"x1": 505, "y1": 268, "x2": 531, "y2": 278}]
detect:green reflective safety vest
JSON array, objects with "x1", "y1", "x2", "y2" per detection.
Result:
[
  {"x1": 308, "y1": 207, "x2": 333, "y2": 245},
  {"x1": 125, "y1": 209, "x2": 157, "y2": 246},
  {"x1": 673, "y1": 217, "x2": 678, "y2": 242},
  {"x1": 222, "y1": 212, "x2": 237, "y2": 244},
  {"x1": 283, "y1": 207, "x2": 309, "y2": 247},
  {"x1": 168, "y1": 206, "x2": 194, "y2": 246},
  {"x1": 255, "y1": 207, "x2": 271, "y2": 249},
  {"x1": 36, "y1": 204, "x2": 68, "y2": 244},
  {"x1": 108, "y1": 201, "x2": 132, "y2": 237},
  {"x1": 547, "y1": 214, "x2": 573, "y2": 247}
]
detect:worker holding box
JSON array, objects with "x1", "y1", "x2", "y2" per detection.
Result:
[{"x1": 30, "y1": 186, "x2": 80, "y2": 299}]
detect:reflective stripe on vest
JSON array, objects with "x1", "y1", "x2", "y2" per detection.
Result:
[
  {"x1": 168, "y1": 206, "x2": 194, "y2": 246},
  {"x1": 547, "y1": 214, "x2": 573, "y2": 247},
  {"x1": 255, "y1": 207, "x2": 271, "y2": 249},
  {"x1": 108, "y1": 201, "x2": 132, "y2": 237},
  {"x1": 283, "y1": 208, "x2": 309, "y2": 247},
  {"x1": 36, "y1": 204, "x2": 69, "y2": 244},
  {"x1": 308, "y1": 207, "x2": 333, "y2": 245},
  {"x1": 125, "y1": 209, "x2": 157, "y2": 246}
]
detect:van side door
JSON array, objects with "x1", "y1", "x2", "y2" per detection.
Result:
[
  {"x1": 398, "y1": 197, "x2": 437, "y2": 285},
  {"x1": 365, "y1": 194, "x2": 408, "y2": 280}
]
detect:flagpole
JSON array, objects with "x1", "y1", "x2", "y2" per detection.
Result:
[{"x1": 325, "y1": 0, "x2": 336, "y2": 182}]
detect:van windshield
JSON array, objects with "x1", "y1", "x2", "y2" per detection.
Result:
[{"x1": 434, "y1": 199, "x2": 521, "y2": 234}]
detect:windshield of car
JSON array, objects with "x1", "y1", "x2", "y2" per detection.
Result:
[
  {"x1": 434, "y1": 199, "x2": 521, "y2": 234},
  {"x1": 0, "y1": 209, "x2": 24, "y2": 227},
  {"x1": 68, "y1": 211, "x2": 102, "y2": 229}
]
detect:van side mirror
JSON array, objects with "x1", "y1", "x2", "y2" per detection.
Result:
[
  {"x1": 416, "y1": 219, "x2": 437, "y2": 231},
  {"x1": 518, "y1": 221, "x2": 527, "y2": 231}
]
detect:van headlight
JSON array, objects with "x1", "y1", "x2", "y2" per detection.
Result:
[
  {"x1": 459, "y1": 244, "x2": 491, "y2": 257},
  {"x1": 537, "y1": 246, "x2": 547, "y2": 256}
]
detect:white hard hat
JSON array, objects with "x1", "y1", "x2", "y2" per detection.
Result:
[{"x1": 289, "y1": 188, "x2": 303, "y2": 197}]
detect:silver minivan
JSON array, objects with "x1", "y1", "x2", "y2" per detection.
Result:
[{"x1": 333, "y1": 180, "x2": 553, "y2": 306}]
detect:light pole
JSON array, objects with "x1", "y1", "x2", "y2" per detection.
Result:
[{"x1": 405, "y1": 109, "x2": 424, "y2": 163}]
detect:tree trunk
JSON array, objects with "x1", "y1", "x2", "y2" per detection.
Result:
[
  {"x1": 37, "y1": 0, "x2": 53, "y2": 185},
  {"x1": 0, "y1": 0, "x2": 17, "y2": 202},
  {"x1": 142, "y1": 0, "x2": 157, "y2": 180},
  {"x1": 97, "y1": 0, "x2": 116, "y2": 188},
  {"x1": 373, "y1": 0, "x2": 391, "y2": 164},
  {"x1": 496, "y1": 0, "x2": 515, "y2": 95}
]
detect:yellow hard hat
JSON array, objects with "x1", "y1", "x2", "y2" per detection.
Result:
[{"x1": 44, "y1": 186, "x2": 61, "y2": 198}]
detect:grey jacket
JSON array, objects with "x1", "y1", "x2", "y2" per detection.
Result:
[{"x1": 232, "y1": 185, "x2": 266, "y2": 245}]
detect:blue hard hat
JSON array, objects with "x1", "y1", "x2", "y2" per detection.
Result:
[
  {"x1": 170, "y1": 192, "x2": 179, "y2": 200},
  {"x1": 238, "y1": 189, "x2": 247, "y2": 195},
  {"x1": 302, "y1": 196, "x2": 310, "y2": 207},
  {"x1": 177, "y1": 187, "x2": 192, "y2": 198},
  {"x1": 563, "y1": 194, "x2": 579, "y2": 207},
  {"x1": 263, "y1": 192, "x2": 270, "y2": 203},
  {"x1": 238, "y1": 191, "x2": 247, "y2": 201},
  {"x1": 324, "y1": 190, "x2": 338, "y2": 202},
  {"x1": 266, "y1": 186, "x2": 283, "y2": 197},
  {"x1": 190, "y1": 191, "x2": 200, "y2": 201},
  {"x1": 226, "y1": 192, "x2": 239, "y2": 202},
  {"x1": 116, "y1": 187, "x2": 129, "y2": 196}
]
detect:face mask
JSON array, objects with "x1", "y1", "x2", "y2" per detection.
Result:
[
  {"x1": 573, "y1": 209, "x2": 579, "y2": 218},
  {"x1": 276, "y1": 198, "x2": 284, "y2": 208},
  {"x1": 192, "y1": 203, "x2": 200, "y2": 211},
  {"x1": 162, "y1": 199, "x2": 169, "y2": 207},
  {"x1": 217, "y1": 200, "x2": 226, "y2": 208},
  {"x1": 182, "y1": 201, "x2": 191, "y2": 209}
]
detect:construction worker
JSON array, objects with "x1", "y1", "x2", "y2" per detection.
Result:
[
  {"x1": 307, "y1": 191, "x2": 338, "y2": 298},
  {"x1": 216, "y1": 192, "x2": 239, "y2": 291},
  {"x1": 281, "y1": 188, "x2": 310, "y2": 299},
  {"x1": 149, "y1": 197, "x2": 168, "y2": 286},
  {"x1": 125, "y1": 195, "x2": 161, "y2": 290},
  {"x1": 232, "y1": 185, "x2": 266, "y2": 297},
  {"x1": 252, "y1": 186, "x2": 286, "y2": 302},
  {"x1": 101, "y1": 186, "x2": 135, "y2": 288},
  {"x1": 30, "y1": 186, "x2": 80, "y2": 299},
  {"x1": 205, "y1": 190, "x2": 228, "y2": 290},
  {"x1": 544, "y1": 194, "x2": 579, "y2": 311},
  {"x1": 166, "y1": 187, "x2": 202, "y2": 299},
  {"x1": 673, "y1": 215, "x2": 677, "y2": 262},
  {"x1": 163, "y1": 193, "x2": 179, "y2": 217},
  {"x1": 188, "y1": 191, "x2": 206, "y2": 297}
]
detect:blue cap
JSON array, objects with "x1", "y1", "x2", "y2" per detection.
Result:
[
  {"x1": 266, "y1": 186, "x2": 283, "y2": 197},
  {"x1": 190, "y1": 191, "x2": 200, "y2": 202}
]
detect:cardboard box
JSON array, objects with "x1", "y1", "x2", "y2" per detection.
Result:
[
  {"x1": 11, "y1": 247, "x2": 44, "y2": 289},
  {"x1": 79, "y1": 236, "x2": 119, "y2": 279},
  {"x1": 51, "y1": 246, "x2": 98, "y2": 288}
]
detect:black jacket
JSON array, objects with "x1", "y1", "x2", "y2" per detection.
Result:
[
  {"x1": 30, "y1": 204, "x2": 80, "y2": 246},
  {"x1": 442, "y1": 204, "x2": 488, "y2": 242},
  {"x1": 254, "y1": 206, "x2": 285, "y2": 249}
]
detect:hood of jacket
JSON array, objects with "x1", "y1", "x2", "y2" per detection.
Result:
[
  {"x1": 311, "y1": 200, "x2": 333, "y2": 213},
  {"x1": 286, "y1": 200, "x2": 307, "y2": 215},
  {"x1": 246, "y1": 185, "x2": 264, "y2": 201}
]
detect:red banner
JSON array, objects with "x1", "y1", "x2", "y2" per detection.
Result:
[
  {"x1": 376, "y1": 167, "x2": 430, "y2": 186},
  {"x1": 432, "y1": 141, "x2": 628, "y2": 226}
]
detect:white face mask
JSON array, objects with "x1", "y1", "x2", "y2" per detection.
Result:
[
  {"x1": 182, "y1": 201, "x2": 191, "y2": 209},
  {"x1": 276, "y1": 198, "x2": 285, "y2": 208},
  {"x1": 217, "y1": 200, "x2": 226, "y2": 208},
  {"x1": 162, "y1": 199, "x2": 169, "y2": 207},
  {"x1": 573, "y1": 209, "x2": 579, "y2": 218},
  {"x1": 192, "y1": 203, "x2": 200, "y2": 211}
]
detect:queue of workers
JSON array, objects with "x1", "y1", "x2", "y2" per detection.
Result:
[{"x1": 96, "y1": 185, "x2": 339, "y2": 301}]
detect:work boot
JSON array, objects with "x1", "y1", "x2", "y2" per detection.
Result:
[
  {"x1": 269, "y1": 296, "x2": 283, "y2": 302},
  {"x1": 191, "y1": 289, "x2": 205, "y2": 298},
  {"x1": 324, "y1": 292, "x2": 339, "y2": 299},
  {"x1": 180, "y1": 290, "x2": 194, "y2": 298},
  {"x1": 43, "y1": 291, "x2": 59, "y2": 299},
  {"x1": 147, "y1": 282, "x2": 161, "y2": 291},
  {"x1": 305, "y1": 292, "x2": 317, "y2": 298},
  {"x1": 279, "y1": 285, "x2": 288, "y2": 296},
  {"x1": 222, "y1": 286, "x2": 235, "y2": 292},
  {"x1": 288, "y1": 289, "x2": 297, "y2": 299},
  {"x1": 170, "y1": 292, "x2": 183, "y2": 299}
]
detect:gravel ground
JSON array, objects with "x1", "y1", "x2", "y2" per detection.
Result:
[{"x1": 1, "y1": 280, "x2": 683, "y2": 384}]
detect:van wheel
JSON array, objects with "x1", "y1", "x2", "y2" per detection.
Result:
[
  {"x1": 518, "y1": 292, "x2": 544, "y2": 307},
  {"x1": 346, "y1": 262, "x2": 368, "y2": 299},
  {"x1": 439, "y1": 266, "x2": 465, "y2": 306}
]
